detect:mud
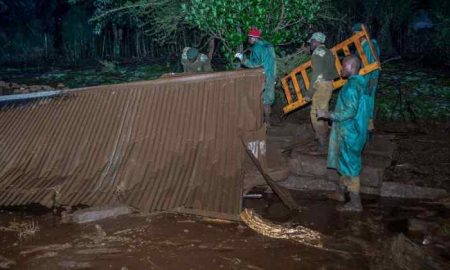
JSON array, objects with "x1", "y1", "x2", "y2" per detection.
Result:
[
  {"x1": 381, "y1": 122, "x2": 450, "y2": 191},
  {"x1": 0, "y1": 205, "x2": 360, "y2": 270},
  {"x1": 0, "y1": 187, "x2": 448, "y2": 270}
]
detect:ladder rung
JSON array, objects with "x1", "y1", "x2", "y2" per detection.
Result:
[{"x1": 281, "y1": 24, "x2": 381, "y2": 114}]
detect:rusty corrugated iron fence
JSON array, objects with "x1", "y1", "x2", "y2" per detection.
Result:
[{"x1": 0, "y1": 69, "x2": 265, "y2": 220}]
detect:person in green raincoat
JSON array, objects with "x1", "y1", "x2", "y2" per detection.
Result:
[
  {"x1": 353, "y1": 23, "x2": 380, "y2": 135},
  {"x1": 235, "y1": 27, "x2": 277, "y2": 127},
  {"x1": 317, "y1": 55, "x2": 370, "y2": 212}
]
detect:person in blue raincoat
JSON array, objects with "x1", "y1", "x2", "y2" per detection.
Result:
[
  {"x1": 317, "y1": 55, "x2": 370, "y2": 212},
  {"x1": 235, "y1": 27, "x2": 277, "y2": 127},
  {"x1": 353, "y1": 23, "x2": 380, "y2": 136}
]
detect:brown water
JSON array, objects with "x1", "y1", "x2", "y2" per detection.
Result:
[{"x1": 0, "y1": 191, "x2": 448, "y2": 270}]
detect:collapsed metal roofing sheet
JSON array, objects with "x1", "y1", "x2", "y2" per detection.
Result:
[{"x1": 0, "y1": 69, "x2": 265, "y2": 220}]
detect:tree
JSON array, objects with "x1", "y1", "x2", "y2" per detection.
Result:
[{"x1": 183, "y1": 0, "x2": 323, "y2": 61}]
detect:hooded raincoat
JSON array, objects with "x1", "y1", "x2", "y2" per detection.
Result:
[
  {"x1": 327, "y1": 75, "x2": 370, "y2": 176},
  {"x1": 242, "y1": 40, "x2": 277, "y2": 105}
]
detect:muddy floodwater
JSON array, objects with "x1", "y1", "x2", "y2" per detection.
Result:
[{"x1": 0, "y1": 188, "x2": 449, "y2": 269}]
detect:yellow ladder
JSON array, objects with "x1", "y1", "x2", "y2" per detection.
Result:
[{"x1": 281, "y1": 25, "x2": 381, "y2": 114}]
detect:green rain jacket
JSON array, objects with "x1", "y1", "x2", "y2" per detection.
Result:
[
  {"x1": 327, "y1": 75, "x2": 370, "y2": 176},
  {"x1": 362, "y1": 39, "x2": 380, "y2": 120},
  {"x1": 242, "y1": 40, "x2": 277, "y2": 105}
]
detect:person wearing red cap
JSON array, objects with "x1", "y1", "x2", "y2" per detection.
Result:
[{"x1": 235, "y1": 27, "x2": 277, "y2": 127}]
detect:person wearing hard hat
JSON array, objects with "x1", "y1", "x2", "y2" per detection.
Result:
[
  {"x1": 181, "y1": 47, "x2": 213, "y2": 73},
  {"x1": 235, "y1": 27, "x2": 277, "y2": 127},
  {"x1": 305, "y1": 32, "x2": 338, "y2": 152},
  {"x1": 352, "y1": 23, "x2": 381, "y2": 139}
]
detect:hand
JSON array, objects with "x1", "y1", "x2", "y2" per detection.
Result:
[
  {"x1": 234, "y1": 52, "x2": 243, "y2": 61},
  {"x1": 317, "y1": 110, "x2": 331, "y2": 119}
]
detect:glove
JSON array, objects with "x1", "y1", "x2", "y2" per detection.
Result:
[
  {"x1": 317, "y1": 110, "x2": 331, "y2": 119},
  {"x1": 234, "y1": 52, "x2": 243, "y2": 61}
]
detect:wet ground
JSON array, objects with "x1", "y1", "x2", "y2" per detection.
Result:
[
  {"x1": 0, "y1": 186, "x2": 449, "y2": 269},
  {"x1": 380, "y1": 122, "x2": 450, "y2": 191}
]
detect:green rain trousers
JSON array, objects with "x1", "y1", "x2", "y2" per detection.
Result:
[
  {"x1": 327, "y1": 75, "x2": 370, "y2": 177},
  {"x1": 243, "y1": 40, "x2": 277, "y2": 105}
]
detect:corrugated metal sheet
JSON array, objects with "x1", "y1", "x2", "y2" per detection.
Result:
[{"x1": 0, "y1": 69, "x2": 265, "y2": 220}]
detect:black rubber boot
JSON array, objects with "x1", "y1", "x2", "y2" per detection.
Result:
[{"x1": 336, "y1": 192, "x2": 363, "y2": 212}]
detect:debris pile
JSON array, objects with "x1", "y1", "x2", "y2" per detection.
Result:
[
  {"x1": 0, "y1": 80, "x2": 65, "y2": 95},
  {"x1": 240, "y1": 208, "x2": 322, "y2": 247}
]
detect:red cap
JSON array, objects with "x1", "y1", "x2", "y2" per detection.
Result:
[{"x1": 248, "y1": 27, "x2": 261, "y2": 38}]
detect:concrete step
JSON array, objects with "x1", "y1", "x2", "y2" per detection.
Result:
[
  {"x1": 71, "y1": 205, "x2": 132, "y2": 224},
  {"x1": 278, "y1": 175, "x2": 337, "y2": 192},
  {"x1": 244, "y1": 165, "x2": 290, "y2": 194},
  {"x1": 364, "y1": 134, "x2": 397, "y2": 159},
  {"x1": 289, "y1": 151, "x2": 388, "y2": 188}
]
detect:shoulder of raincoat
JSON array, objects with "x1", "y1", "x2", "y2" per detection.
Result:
[{"x1": 242, "y1": 40, "x2": 276, "y2": 80}]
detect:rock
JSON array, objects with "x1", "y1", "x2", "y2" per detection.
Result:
[
  {"x1": 364, "y1": 134, "x2": 397, "y2": 159},
  {"x1": 289, "y1": 153, "x2": 327, "y2": 177},
  {"x1": 8, "y1": 82, "x2": 20, "y2": 90},
  {"x1": 58, "y1": 261, "x2": 92, "y2": 269},
  {"x1": 20, "y1": 243, "x2": 72, "y2": 255},
  {"x1": 0, "y1": 81, "x2": 9, "y2": 95},
  {"x1": 57, "y1": 83, "x2": 66, "y2": 89},
  {"x1": 13, "y1": 88, "x2": 29, "y2": 94},
  {"x1": 416, "y1": 211, "x2": 437, "y2": 219},
  {"x1": 0, "y1": 255, "x2": 16, "y2": 269},
  {"x1": 244, "y1": 165, "x2": 290, "y2": 193},
  {"x1": 289, "y1": 152, "x2": 386, "y2": 188},
  {"x1": 408, "y1": 219, "x2": 440, "y2": 233},
  {"x1": 370, "y1": 234, "x2": 445, "y2": 270},
  {"x1": 380, "y1": 182, "x2": 448, "y2": 200},
  {"x1": 75, "y1": 248, "x2": 121, "y2": 255},
  {"x1": 95, "y1": 224, "x2": 106, "y2": 236},
  {"x1": 33, "y1": 251, "x2": 58, "y2": 260},
  {"x1": 278, "y1": 175, "x2": 338, "y2": 191},
  {"x1": 408, "y1": 218, "x2": 428, "y2": 232},
  {"x1": 71, "y1": 205, "x2": 131, "y2": 224},
  {"x1": 28, "y1": 85, "x2": 54, "y2": 92},
  {"x1": 360, "y1": 186, "x2": 381, "y2": 195},
  {"x1": 61, "y1": 206, "x2": 73, "y2": 223}
]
